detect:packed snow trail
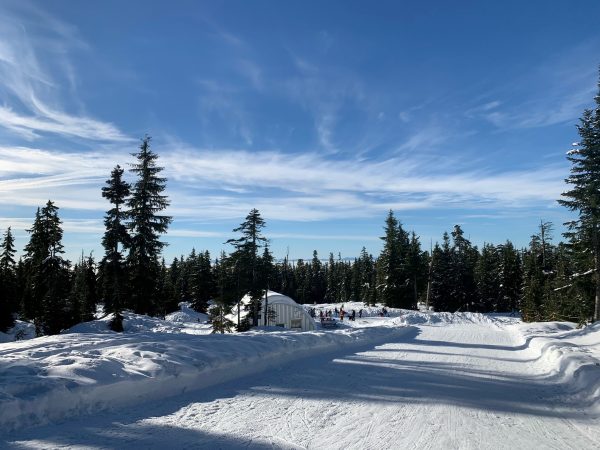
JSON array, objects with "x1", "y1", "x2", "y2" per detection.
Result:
[{"x1": 3, "y1": 322, "x2": 599, "y2": 449}]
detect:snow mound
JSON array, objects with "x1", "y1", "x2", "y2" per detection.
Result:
[
  {"x1": 65, "y1": 306, "x2": 212, "y2": 337},
  {"x1": 511, "y1": 321, "x2": 600, "y2": 413},
  {"x1": 165, "y1": 302, "x2": 208, "y2": 324},
  {"x1": 0, "y1": 321, "x2": 36, "y2": 343},
  {"x1": 307, "y1": 302, "x2": 520, "y2": 327},
  {"x1": 0, "y1": 321, "x2": 412, "y2": 431},
  {"x1": 394, "y1": 311, "x2": 519, "y2": 326}
]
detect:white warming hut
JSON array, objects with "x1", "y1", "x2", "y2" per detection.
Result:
[{"x1": 237, "y1": 291, "x2": 316, "y2": 331}]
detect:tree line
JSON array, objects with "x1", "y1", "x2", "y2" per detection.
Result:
[{"x1": 1, "y1": 72, "x2": 600, "y2": 335}]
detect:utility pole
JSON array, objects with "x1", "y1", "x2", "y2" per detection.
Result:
[
  {"x1": 425, "y1": 239, "x2": 433, "y2": 309},
  {"x1": 264, "y1": 287, "x2": 269, "y2": 326}
]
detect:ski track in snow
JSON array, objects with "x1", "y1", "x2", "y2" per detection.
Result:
[{"x1": 2, "y1": 318, "x2": 599, "y2": 449}]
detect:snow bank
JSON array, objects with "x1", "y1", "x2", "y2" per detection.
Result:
[
  {"x1": 511, "y1": 321, "x2": 600, "y2": 413},
  {"x1": 0, "y1": 319, "x2": 412, "y2": 431},
  {"x1": 165, "y1": 302, "x2": 209, "y2": 324},
  {"x1": 0, "y1": 320, "x2": 36, "y2": 343},
  {"x1": 308, "y1": 302, "x2": 520, "y2": 327}
]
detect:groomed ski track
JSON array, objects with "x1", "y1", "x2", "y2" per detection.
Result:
[{"x1": 4, "y1": 320, "x2": 599, "y2": 449}]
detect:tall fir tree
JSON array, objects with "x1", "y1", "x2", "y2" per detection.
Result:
[
  {"x1": 190, "y1": 250, "x2": 214, "y2": 313},
  {"x1": 558, "y1": 70, "x2": 600, "y2": 321},
  {"x1": 0, "y1": 227, "x2": 17, "y2": 331},
  {"x1": 522, "y1": 222, "x2": 556, "y2": 321},
  {"x1": 69, "y1": 254, "x2": 98, "y2": 324},
  {"x1": 100, "y1": 165, "x2": 130, "y2": 329},
  {"x1": 309, "y1": 250, "x2": 326, "y2": 304},
  {"x1": 324, "y1": 252, "x2": 339, "y2": 303},
  {"x1": 376, "y1": 210, "x2": 409, "y2": 308},
  {"x1": 475, "y1": 243, "x2": 501, "y2": 312},
  {"x1": 157, "y1": 258, "x2": 177, "y2": 317},
  {"x1": 498, "y1": 240, "x2": 522, "y2": 313},
  {"x1": 406, "y1": 232, "x2": 426, "y2": 308},
  {"x1": 449, "y1": 225, "x2": 478, "y2": 312},
  {"x1": 226, "y1": 208, "x2": 268, "y2": 325},
  {"x1": 429, "y1": 233, "x2": 453, "y2": 311},
  {"x1": 23, "y1": 201, "x2": 71, "y2": 335},
  {"x1": 126, "y1": 136, "x2": 172, "y2": 315},
  {"x1": 259, "y1": 245, "x2": 276, "y2": 292}
]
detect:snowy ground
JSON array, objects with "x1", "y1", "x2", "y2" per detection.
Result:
[{"x1": 1, "y1": 302, "x2": 599, "y2": 449}]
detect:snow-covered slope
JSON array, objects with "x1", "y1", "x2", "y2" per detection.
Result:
[
  {"x1": 2, "y1": 303, "x2": 600, "y2": 448},
  {"x1": 510, "y1": 320, "x2": 600, "y2": 413},
  {"x1": 0, "y1": 310, "x2": 411, "y2": 431}
]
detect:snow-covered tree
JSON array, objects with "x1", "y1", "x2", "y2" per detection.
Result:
[{"x1": 558, "y1": 72, "x2": 600, "y2": 322}]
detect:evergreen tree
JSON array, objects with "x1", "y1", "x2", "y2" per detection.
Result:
[
  {"x1": 209, "y1": 302, "x2": 235, "y2": 334},
  {"x1": 0, "y1": 227, "x2": 17, "y2": 332},
  {"x1": 558, "y1": 72, "x2": 600, "y2": 321},
  {"x1": 309, "y1": 250, "x2": 326, "y2": 304},
  {"x1": 213, "y1": 251, "x2": 241, "y2": 330},
  {"x1": 259, "y1": 245, "x2": 276, "y2": 292},
  {"x1": 377, "y1": 211, "x2": 410, "y2": 308},
  {"x1": 157, "y1": 258, "x2": 178, "y2": 316},
  {"x1": 522, "y1": 222, "x2": 556, "y2": 321},
  {"x1": 226, "y1": 208, "x2": 268, "y2": 325},
  {"x1": 23, "y1": 201, "x2": 70, "y2": 335},
  {"x1": 449, "y1": 225, "x2": 478, "y2": 312},
  {"x1": 498, "y1": 241, "x2": 522, "y2": 313},
  {"x1": 278, "y1": 255, "x2": 295, "y2": 298},
  {"x1": 430, "y1": 233, "x2": 453, "y2": 311},
  {"x1": 190, "y1": 250, "x2": 214, "y2": 313},
  {"x1": 69, "y1": 254, "x2": 97, "y2": 324},
  {"x1": 126, "y1": 136, "x2": 172, "y2": 315},
  {"x1": 406, "y1": 232, "x2": 426, "y2": 308},
  {"x1": 475, "y1": 243, "x2": 501, "y2": 312},
  {"x1": 294, "y1": 259, "x2": 310, "y2": 304},
  {"x1": 324, "y1": 252, "x2": 339, "y2": 302},
  {"x1": 360, "y1": 248, "x2": 373, "y2": 303},
  {"x1": 100, "y1": 165, "x2": 130, "y2": 328}
]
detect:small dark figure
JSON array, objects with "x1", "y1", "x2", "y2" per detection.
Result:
[
  {"x1": 351, "y1": 310, "x2": 356, "y2": 321},
  {"x1": 359, "y1": 309, "x2": 363, "y2": 318}
]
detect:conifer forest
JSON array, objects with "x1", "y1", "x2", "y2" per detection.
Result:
[{"x1": 2, "y1": 76, "x2": 600, "y2": 337}]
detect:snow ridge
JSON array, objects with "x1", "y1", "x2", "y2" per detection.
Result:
[{"x1": 0, "y1": 322, "x2": 412, "y2": 432}]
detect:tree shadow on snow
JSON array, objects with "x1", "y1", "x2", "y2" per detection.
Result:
[
  {"x1": 2, "y1": 326, "x2": 596, "y2": 448},
  {"x1": 3, "y1": 419, "x2": 282, "y2": 449}
]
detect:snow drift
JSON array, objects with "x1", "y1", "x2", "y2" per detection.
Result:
[{"x1": 0, "y1": 312, "x2": 412, "y2": 431}]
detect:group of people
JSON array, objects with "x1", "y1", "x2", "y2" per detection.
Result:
[
  {"x1": 317, "y1": 306, "x2": 366, "y2": 322},
  {"x1": 311, "y1": 304, "x2": 392, "y2": 323}
]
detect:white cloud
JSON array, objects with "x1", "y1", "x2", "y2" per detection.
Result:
[
  {"x1": 0, "y1": 1, "x2": 130, "y2": 142},
  {"x1": 0, "y1": 142, "x2": 566, "y2": 226},
  {"x1": 467, "y1": 42, "x2": 599, "y2": 130}
]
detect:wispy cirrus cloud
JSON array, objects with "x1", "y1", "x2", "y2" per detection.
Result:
[
  {"x1": 0, "y1": 0, "x2": 130, "y2": 142},
  {"x1": 466, "y1": 41, "x2": 599, "y2": 130},
  {"x1": 0, "y1": 140, "x2": 565, "y2": 225}
]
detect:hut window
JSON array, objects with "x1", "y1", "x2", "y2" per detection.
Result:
[{"x1": 291, "y1": 319, "x2": 302, "y2": 329}]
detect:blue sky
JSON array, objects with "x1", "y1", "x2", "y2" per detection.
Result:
[{"x1": 0, "y1": 0, "x2": 599, "y2": 263}]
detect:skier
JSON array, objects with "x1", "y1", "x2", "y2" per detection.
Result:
[
  {"x1": 359, "y1": 309, "x2": 363, "y2": 318},
  {"x1": 351, "y1": 309, "x2": 356, "y2": 321}
]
